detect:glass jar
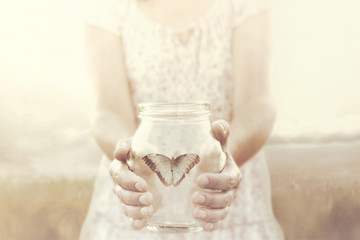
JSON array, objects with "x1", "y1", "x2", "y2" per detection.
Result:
[{"x1": 127, "y1": 102, "x2": 226, "y2": 233}]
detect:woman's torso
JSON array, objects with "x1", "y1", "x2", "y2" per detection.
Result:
[
  {"x1": 80, "y1": 0, "x2": 284, "y2": 239},
  {"x1": 121, "y1": 0, "x2": 235, "y2": 120}
]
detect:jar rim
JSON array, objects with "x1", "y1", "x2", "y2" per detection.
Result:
[{"x1": 137, "y1": 102, "x2": 211, "y2": 119}]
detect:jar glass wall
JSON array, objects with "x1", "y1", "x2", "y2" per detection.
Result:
[{"x1": 128, "y1": 102, "x2": 226, "y2": 232}]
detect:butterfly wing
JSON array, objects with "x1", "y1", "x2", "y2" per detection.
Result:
[
  {"x1": 172, "y1": 154, "x2": 200, "y2": 186},
  {"x1": 143, "y1": 153, "x2": 172, "y2": 186}
]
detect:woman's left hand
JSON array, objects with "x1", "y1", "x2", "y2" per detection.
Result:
[{"x1": 192, "y1": 120, "x2": 242, "y2": 232}]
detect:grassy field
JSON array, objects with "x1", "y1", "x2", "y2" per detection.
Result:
[
  {"x1": 1, "y1": 142, "x2": 360, "y2": 240},
  {"x1": 0, "y1": 176, "x2": 93, "y2": 240},
  {"x1": 267, "y1": 142, "x2": 360, "y2": 240},
  {"x1": 271, "y1": 172, "x2": 360, "y2": 240}
]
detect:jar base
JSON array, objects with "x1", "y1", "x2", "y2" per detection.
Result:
[{"x1": 146, "y1": 215, "x2": 203, "y2": 233}]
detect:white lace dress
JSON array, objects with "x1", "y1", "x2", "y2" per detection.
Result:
[{"x1": 80, "y1": 0, "x2": 284, "y2": 239}]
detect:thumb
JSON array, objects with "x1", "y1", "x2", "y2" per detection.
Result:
[
  {"x1": 113, "y1": 138, "x2": 132, "y2": 162},
  {"x1": 211, "y1": 120, "x2": 230, "y2": 150}
]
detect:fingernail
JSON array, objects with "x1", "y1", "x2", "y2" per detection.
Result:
[
  {"x1": 115, "y1": 144, "x2": 124, "y2": 153},
  {"x1": 219, "y1": 123, "x2": 226, "y2": 135},
  {"x1": 198, "y1": 176, "x2": 209, "y2": 187},
  {"x1": 135, "y1": 182, "x2": 146, "y2": 192},
  {"x1": 140, "y1": 206, "x2": 153, "y2": 216},
  {"x1": 139, "y1": 193, "x2": 152, "y2": 205},
  {"x1": 114, "y1": 173, "x2": 120, "y2": 182},
  {"x1": 134, "y1": 219, "x2": 142, "y2": 227},
  {"x1": 193, "y1": 192, "x2": 205, "y2": 204},
  {"x1": 204, "y1": 223, "x2": 214, "y2": 231},
  {"x1": 196, "y1": 208, "x2": 207, "y2": 218}
]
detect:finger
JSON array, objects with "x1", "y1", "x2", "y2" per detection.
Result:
[
  {"x1": 113, "y1": 138, "x2": 131, "y2": 162},
  {"x1": 123, "y1": 204, "x2": 154, "y2": 219},
  {"x1": 197, "y1": 172, "x2": 241, "y2": 191},
  {"x1": 193, "y1": 206, "x2": 229, "y2": 223},
  {"x1": 114, "y1": 185, "x2": 153, "y2": 206},
  {"x1": 129, "y1": 218, "x2": 147, "y2": 230},
  {"x1": 192, "y1": 190, "x2": 233, "y2": 209},
  {"x1": 110, "y1": 161, "x2": 147, "y2": 192},
  {"x1": 109, "y1": 159, "x2": 122, "y2": 179},
  {"x1": 202, "y1": 222, "x2": 219, "y2": 232},
  {"x1": 211, "y1": 120, "x2": 229, "y2": 148}
]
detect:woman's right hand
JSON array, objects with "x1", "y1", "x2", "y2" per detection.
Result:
[{"x1": 109, "y1": 139, "x2": 155, "y2": 230}]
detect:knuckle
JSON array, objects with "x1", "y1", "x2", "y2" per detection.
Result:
[
  {"x1": 117, "y1": 188, "x2": 124, "y2": 202},
  {"x1": 109, "y1": 161, "x2": 117, "y2": 177},
  {"x1": 204, "y1": 194, "x2": 213, "y2": 206},
  {"x1": 223, "y1": 195, "x2": 231, "y2": 207},
  {"x1": 220, "y1": 209, "x2": 228, "y2": 220},
  {"x1": 122, "y1": 204, "x2": 128, "y2": 216},
  {"x1": 109, "y1": 161, "x2": 122, "y2": 179},
  {"x1": 227, "y1": 175, "x2": 235, "y2": 188}
]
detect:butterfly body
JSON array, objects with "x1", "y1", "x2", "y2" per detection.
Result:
[{"x1": 143, "y1": 153, "x2": 200, "y2": 187}]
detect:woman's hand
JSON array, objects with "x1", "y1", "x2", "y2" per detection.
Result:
[
  {"x1": 109, "y1": 139, "x2": 155, "y2": 230},
  {"x1": 192, "y1": 120, "x2": 242, "y2": 232}
]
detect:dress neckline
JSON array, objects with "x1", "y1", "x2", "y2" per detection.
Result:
[{"x1": 133, "y1": 0, "x2": 222, "y2": 33}]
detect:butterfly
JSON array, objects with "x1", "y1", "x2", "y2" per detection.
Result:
[{"x1": 142, "y1": 153, "x2": 200, "y2": 187}]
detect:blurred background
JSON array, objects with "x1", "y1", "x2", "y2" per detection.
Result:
[{"x1": 0, "y1": 0, "x2": 359, "y2": 239}]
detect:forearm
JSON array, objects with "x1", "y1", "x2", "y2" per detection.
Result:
[
  {"x1": 85, "y1": 25, "x2": 137, "y2": 159},
  {"x1": 229, "y1": 97, "x2": 276, "y2": 167},
  {"x1": 229, "y1": 10, "x2": 272, "y2": 167},
  {"x1": 91, "y1": 109, "x2": 136, "y2": 160}
]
